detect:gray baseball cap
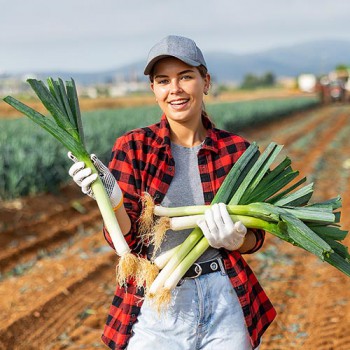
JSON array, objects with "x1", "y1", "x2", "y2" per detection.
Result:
[{"x1": 144, "y1": 35, "x2": 207, "y2": 75}]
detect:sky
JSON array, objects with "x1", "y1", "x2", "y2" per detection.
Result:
[{"x1": 1, "y1": 0, "x2": 350, "y2": 74}]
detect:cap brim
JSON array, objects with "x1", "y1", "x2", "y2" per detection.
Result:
[{"x1": 144, "y1": 54, "x2": 201, "y2": 75}]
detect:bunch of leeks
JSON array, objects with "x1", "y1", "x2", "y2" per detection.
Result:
[
  {"x1": 3, "y1": 78, "x2": 139, "y2": 285},
  {"x1": 144, "y1": 142, "x2": 349, "y2": 307}
]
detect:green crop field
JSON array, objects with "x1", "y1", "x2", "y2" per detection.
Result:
[{"x1": 0, "y1": 96, "x2": 319, "y2": 200}]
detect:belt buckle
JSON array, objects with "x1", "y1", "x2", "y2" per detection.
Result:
[{"x1": 188, "y1": 263, "x2": 202, "y2": 279}]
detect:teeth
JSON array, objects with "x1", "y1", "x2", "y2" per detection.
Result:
[{"x1": 170, "y1": 99, "x2": 188, "y2": 105}]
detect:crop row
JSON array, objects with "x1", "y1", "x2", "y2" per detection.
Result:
[{"x1": 0, "y1": 96, "x2": 319, "y2": 200}]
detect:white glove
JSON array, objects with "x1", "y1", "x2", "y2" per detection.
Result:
[
  {"x1": 68, "y1": 152, "x2": 123, "y2": 208},
  {"x1": 197, "y1": 203, "x2": 247, "y2": 251}
]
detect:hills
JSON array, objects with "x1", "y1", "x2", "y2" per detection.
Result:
[
  {"x1": 206, "y1": 39, "x2": 350, "y2": 83},
  {"x1": 14, "y1": 39, "x2": 350, "y2": 85}
]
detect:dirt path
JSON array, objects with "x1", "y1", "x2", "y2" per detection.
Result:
[{"x1": 0, "y1": 104, "x2": 349, "y2": 349}]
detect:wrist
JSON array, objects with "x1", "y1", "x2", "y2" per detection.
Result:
[
  {"x1": 238, "y1": 230, "x2": 256, "y2": 253},
  {"x1": 109, "y1": 183, "x2": 123, "y2": 207},
  {"x1": 112, "y1": 193, "x2": 124, "y2": 211}
]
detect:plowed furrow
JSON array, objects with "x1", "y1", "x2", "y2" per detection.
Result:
[
  {"x1": 0, "y1": 226, "x2": 117, "y2": 349},
  {"x1": 0, "y1": 256, "x2": 114, "y2": 350},
  {"x1": 287, "y1": 111, "x2": 348, "y2": 175},
  {"x1": 245, "y1": 106, "x2": 331, "y2": 147},
  {"x1": 0, "y1": 206, "x2": 101, "y2": 273},
  {"x1": 1, "y1": 195, "x2": 93, "y2": 239}
]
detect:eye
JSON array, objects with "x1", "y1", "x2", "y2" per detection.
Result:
[
  {"x1": 181, "y1": 75, "x2": 192, "y2": 80},
  {"x1": 156, "y1": 79, "x2": 169, "y2": 85}
]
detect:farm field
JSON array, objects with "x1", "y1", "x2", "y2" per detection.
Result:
[
  {"x1": 0, "y1": 95, "x2": 319, "y2": 200},
  {"x1": 0, "y1": 103, "x2": 350, "y2": 349},
  {"x1": 0, "y1": 87, "x2": 305, "y2": 119}
]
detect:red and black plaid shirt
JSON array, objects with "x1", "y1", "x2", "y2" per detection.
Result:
[{"x1": 101, "y1": 114, "x2": 276, "y2": 349}]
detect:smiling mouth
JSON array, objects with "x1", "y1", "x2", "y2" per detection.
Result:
[{"x1": 169, "y1": 99, "x2": 190, "y2": 106}]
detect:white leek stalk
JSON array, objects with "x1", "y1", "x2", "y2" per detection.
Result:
[
  {"x1": 169, "y1": 214, "x2": 276, "y2": 231},
  {"x1": 154, "y1": 204, "x2": 209, "y2": 217},
  {"x1": 134, "y1": 245, "x2": 183, "y2": 291},
  {"x1": 148, "y1": 227, "x2": 202, "y2": 297},
  {"x1": 153, "y1": 245, "x2": 182, "y2": 269},
  {"x1": 151, "y1": 237, "x2": 210, "y2": 309},
  {"x1": 163, "y1": 237, "x2": 209, "y2": 290},
  {"x1": 85, "y1": 158, "x2": 131, "y2": 256}
]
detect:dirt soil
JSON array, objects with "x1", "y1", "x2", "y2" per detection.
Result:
[{"x1": 0, "y1": 102, "x2": 350, "y2": 350}]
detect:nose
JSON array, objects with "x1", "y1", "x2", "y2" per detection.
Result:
[{"x1": 170, "y1": 79, "x2": 183, "y2": 94}]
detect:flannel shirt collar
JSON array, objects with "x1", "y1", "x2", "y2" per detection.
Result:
[{"x1": 157, "y1": 113, "x2": 219, "y2": 153}]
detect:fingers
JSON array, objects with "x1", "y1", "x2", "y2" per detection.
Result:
[
  {"x1": 81, "y1": 174, "x2": 98, "y2": 194},
  {"x1": 197, "y1": 217, "x2": 220, "y2": 249},
  {"x1": 90, "y1": 154, "x2": 98, "y2": 165},
  {"x1": 90, "y1": 154, "x2": 107, "y2": 174},
  {"x1": 234, "y1": 221, "x2": 247, "y2": 235},
  {"x1": 204, "y1": 205, "x2": 219, "y2": 233},
  {"x1": 218, "y1": 203, "x2": 235, "y2": 230},
  {"x1": 200, "y1": 205, "x2": 222, "y2": 249},
  {"x1": 73, "y1": 167, "x2": 92, "y2": 184},
  {"x1": 67, "y1": 153, "x2": 99, "y2": 199},
  {"x1": 68, "y1": 160, "x2": 98, "y2": 188},
  {"x1": 67, "y1": 151, "x2": 78, "y2": 163},
  {"x1": 197, "y1": 203, "x2": 247, "y2": 251},
  {"x1": 196, "y1": 218, "x2": 209, "y2": 234},
  {"x1": 69, "y1": 161, "x2": 85, "y2": 177}
]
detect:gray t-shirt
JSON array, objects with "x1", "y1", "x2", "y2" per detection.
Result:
[{"x1": 150, "y1": 141, "x2": 221, "y2": 262}]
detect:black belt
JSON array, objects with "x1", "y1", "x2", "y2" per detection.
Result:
[{"x1": 182, "y1": 257, "x2": 225, "y2": 279}]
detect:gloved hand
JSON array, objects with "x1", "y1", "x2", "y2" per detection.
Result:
[
  {"x1": 197, "y1": 203, "x2": 247, "y2": 251},
  {"x1": 68, "y1": 152, "x2": 123, "y2": 208}
]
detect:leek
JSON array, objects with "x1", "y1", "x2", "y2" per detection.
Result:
[
  {"x1": 153, "y1": 245, "x2": 183, "y2": 270},
  {"x1": 166, "y1": 211, "x2": 334, "y2": 232},
  {"x1": 3, "y1": 78, "x2": 139, "y2": 286},
  {"x1": 148, "y1": 227, "x2": 203, "y2": 297},
  {"x1": 160, "y1": 220, "x2": 293, "y2": 291},
  {"x1": 154, "y1": 203, "x2": 335, "y2": 224},
  {"x1": 146, "y1": 141, "x2": 349, "y2": 308},
  {"x1": 162, "y1": 237, "x2": 209, "y2": 292}
]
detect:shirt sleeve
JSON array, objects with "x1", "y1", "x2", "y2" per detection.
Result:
[{"x1": 102, "y1": 135, "x2": 142, "y2": 253}]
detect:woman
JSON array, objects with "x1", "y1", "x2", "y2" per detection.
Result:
[{"x1": 68, "y1": 35, "x2": 276, "y2": 350}]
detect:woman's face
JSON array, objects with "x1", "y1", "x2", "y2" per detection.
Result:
[{"x1": 150, "y1": 57, "x2": 210, "y2": 125}]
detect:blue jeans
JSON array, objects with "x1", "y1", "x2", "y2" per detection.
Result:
[{"x1": 127, "y1": 270, "x2": 257, "y2": 350}]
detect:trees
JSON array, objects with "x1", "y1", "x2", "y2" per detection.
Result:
[{"x1": 240, "y1": 72, "x2": 276, "y2": 90}]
